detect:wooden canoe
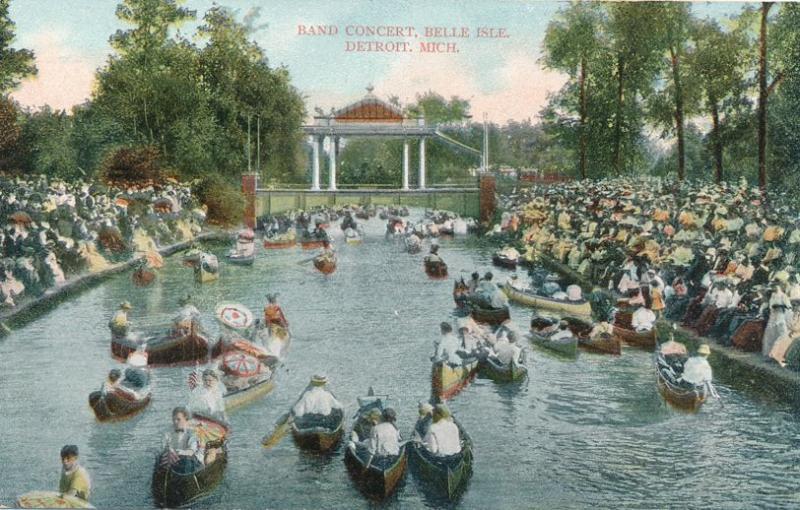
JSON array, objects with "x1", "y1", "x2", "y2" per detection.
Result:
[
  {"x1": 151, "y1": 444, "x2": 228, "y2": 508},
  {"x1": 111, "y1": 332, "x2": 211, "y2": 366},
  {"x1": 300, "y1": 239, "x2": 326, "y2": 250},
  {"x1": 613, "y1": 324, "x2": 656, "y2": 350},
  {"x1": 561, "y1": 316, "x2": 622, "y2": 355},
  {"x1": 502, "y1": 283, "x2": 592, "y2": 317},
  {"x1": 409, "y1": 420, "x2": 473, "y2": 501},
  {"x1": 89, "y1": 387, "x2": 152, "y2": 422},
  {"x1": 223, "y1": 373, "x2": 275, "y2": 411},
  {"x1": 529, "y1": 330, "x2": 578, "y2": 358},
  {"x1": 424, "y1": 259, "x2": 448, "y2": 279},
  {"x1": 313, "y1": 254, "x2": 337, "y2": 274},
  {"x1": 344, "y1": 396, "x2": 408, "y2": 499},
  {"x1": 655, "y1": 352, "x2": 707, "y2": 412},
  {"x1": 263, "y1": 235, "x2": 296, "y2": 249},
  {"x1": 16, "y1": 491, "x2": 95, "y2": 509},
  {"x1": 479, "y1": 355, "x2": 528, "y2": 382},
  {"x1": 492, "y1": 254, "x2": 518, "y2": 270},
  {"x1": 469, "y1": 305, "x2": 510, "y2": 326},
  {"x1": 291, "y1": 408, "x2": 345, "y2": 452},
  {"x1": 225, "y1": 253, "x2": 255, "y2": 266},
  {"x1": 431, "y1": 358, "x2": 478, "y2": 401}
]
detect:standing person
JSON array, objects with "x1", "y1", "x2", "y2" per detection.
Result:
[
  {"x1": 263, "y1": 294, "x2": 289, "y2": 329},
  {"x1": 763, "y1": 283, "x2": 792, "y2": 359},
  {"x1": 59, "y1": 445, "x2": 91, "y2": 502}
]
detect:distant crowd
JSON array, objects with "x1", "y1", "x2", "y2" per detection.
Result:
[
  {"x1": 497, "y1": 177, "x2": 800, "y2": 371},
  {"x1": 0, "y1": 175, "x2": 206, "y2": 308}
]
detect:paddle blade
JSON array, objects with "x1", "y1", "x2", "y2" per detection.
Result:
[{"x1": 261, "y1": 414, "x2": 291, "y2": 449}]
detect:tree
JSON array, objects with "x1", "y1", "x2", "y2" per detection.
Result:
[
  {"x1": 542, "y1": 2, "x2": 606, "y2": 179},
  {"x1": 757, "y1": 2, "x2": 772, "y2": 190},
  {"x1": 0, "y1": 0, "x2": 36, "y2": 94}
]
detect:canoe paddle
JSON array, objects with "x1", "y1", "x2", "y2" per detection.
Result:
[{"x1": 261, "y1": 411, "x2": 293, "y2": 448}]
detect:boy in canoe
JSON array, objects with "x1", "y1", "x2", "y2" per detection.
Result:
[{"x1": 59, "y1": 445, "x2": 91, "y2": 502}]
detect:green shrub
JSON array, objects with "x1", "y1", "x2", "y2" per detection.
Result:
[
  {"x1": 193, "y1": 175, "x2": 244, "y2": 226},
  {"x1": 101, "y1": 146, "x2": 164, "y2": 185}
]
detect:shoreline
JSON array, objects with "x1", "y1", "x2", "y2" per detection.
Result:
[
  {"x1": 536, "y1": 253, "x2": 800, "y2": 406},
  {"x1": 0, "y1": 230, "x2": 232, "y2": 332}
]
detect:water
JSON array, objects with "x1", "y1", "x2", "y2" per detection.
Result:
[{"x1": 1, "y1": 214, "x2": 799, "y2": 509}]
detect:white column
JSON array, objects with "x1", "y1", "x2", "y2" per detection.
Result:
[
  {"x1": 402, "y1": 139, "x2": 410, "y2": 190},
  {"x1": 311, "y1": 136, "x2": 321, "y2": 190},
  {"x1": 328, "y1": 136, "x2": 337, "y2": 191},
  {"x1": 419, "y1": 137, "x2": 427, "y2": 189}
]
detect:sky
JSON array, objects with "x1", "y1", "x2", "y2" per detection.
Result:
[{"x1": 8, "y1": 0, "x2": 748, "y2": 124}]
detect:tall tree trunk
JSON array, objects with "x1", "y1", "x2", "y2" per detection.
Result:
[
  {"x1": 670, "y1": 45, "x2": 685, "y2": 181},
  {"x1": 613, "y1": 55, "x2": 625, "y2": 174},
  {"x1": 758, "y1": 2, "x2": 772, "y2": 191},
  {"x1": 578, "y1": 56, "x2": 588, "y2": 180},
  {"x1": 710, "y1": 98, "x2": 723, "y2": 183}
]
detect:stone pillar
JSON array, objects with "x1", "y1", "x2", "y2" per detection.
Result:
[
  {"x1": 328, "y1": 136, "x2": 337, "y2": 191},
  {"x1": 479, "y1": 174, "x2": 496, "y2": 226},
  {"x1": 402, "y1": 139, "x2": 410, "y2": 190},
  {"x1": 419, "y1": 137, "x2": 427, "y2": 189},
  {"x1": 311, "y1": 136, "x2": 321, "y2": 191},
  {"x1": 242, "y1": 173, "x2": 257, "y2": 229}
]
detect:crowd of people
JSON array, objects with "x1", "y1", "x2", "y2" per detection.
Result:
[
  {"x1": 495, "y1": 177, "x2": 800, "y2": 371},
  {"x1": 0, "y1": 175, "x2": 206, "y2": 309}
]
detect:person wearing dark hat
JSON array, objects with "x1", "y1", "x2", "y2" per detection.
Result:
[
  {"x1": 292, "y1": 374, "x2": 343, "y2": 418},
  {"x1": 467, "y1": 271, "x2": 481, "y2": 294},
  {"x1": 99, "y1": 368, "x2": 136, "y2": 399},
  {"x1": 263, "y1": 293, "x2": 289, "y2": 329},
  {"x1": 426, "y1": 244, "x2": 442, "y2": 264},
  {"x1": 108, "y1": 301, "x2": 132, "y2": 340},
  {"x1": 422, "y1": 403, "x2": 461, "y2": 456},
  {"x1": 368, "y1": 408, "x2": 402, "y2": 457},
  {"x1": 59, "y1": 444, "x2": 91, "y2": 502}
]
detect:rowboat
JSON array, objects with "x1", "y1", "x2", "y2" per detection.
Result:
[
  {"x1": 151, "y1": 416, "x2": 228, "y2": 508},
  {"x1": 344, "y1": 393, "x2": 408, "y2": 499},
  {"x1": 478, "y1": 354, "x2": 528, "y2": 382},
  {"x1": 469, "y1": 304, "x2": 510, "y2": 326},
  {"x1": 301, "y1": 239, "x2": 327, "y2": 250},
  {"x1": 561, "y1": 316, "x2": 622, "y2": 355},
  {"x1": 313, "y1": 253, "x2": 337, "y2": 274},
  {"x1": 502, "y1": 283, "x2": 592, "y2": 317},
  {"x1": 431, "y1": 358, "x2": 478, "y2": 401},
  {"x1": 291, "y1": 408, "x2": 345, "y2": 452},
  {"x1": 263, "y1": 232, "x2": 296, "y2": 249},
  {"x1": 223, "y1": 372, "x2": 275, "y2": 411},
  {"x1": 112, "y1": 331, "x2": 211, "y2": 366},
  {"x1": 612, "y1": 324, "x2": 656, "y2": 350},
  {"x1": 89, "y1": 370, "x2": 152, "y2": 421},
  {"x1": 529, "y1": 329, "x2": 578, "y2": 357},
  {"x1": 655, "y1": 351, "x2": 707, "y2": 412},
  {"x1": 225, "y1": 252, "x2": 254, "y2": 266},
  {"x1": 492, "y1": 253, "x2": 518, "y2": 270},
  {"x1": 409, "y1": 419, "x2": 473, "y2": 501},
  {"x1": 16, "y1": 491, "x2": 95, "y2": 509},
  {"x1": 424, "y1": 258, "x2": 448, "y2": 279}
]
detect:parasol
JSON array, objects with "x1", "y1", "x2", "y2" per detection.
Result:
[{"x1": 215, "y1": 303, "x2": 254, "y2": 330}]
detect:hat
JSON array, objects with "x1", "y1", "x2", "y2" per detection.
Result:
[
  {"x1": 120, "y1": 301, "x2": 132, "y2": 310},
  {"x1": 697, "y1": 344, "x2": 711, "y2": 356},
  {"x1": 418, "y1": 401, "x2": 434, "y2": 415},
  {"x1": 310, "y1": 374, "x2": 328, "y2": 386},
  {"x1": 367, "y1": 408, "x2": 382, "y2": 420}
]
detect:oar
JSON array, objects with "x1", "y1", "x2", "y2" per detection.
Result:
[
  {"x1": 706, "y1": 381, "x2": 724, "y2": 408},
  {"x1": 296, "y1": 256, "x2": 316, "y2": 265},
  {"x1": 261, "y1": 411, "x2": 293, "y2": 448}
]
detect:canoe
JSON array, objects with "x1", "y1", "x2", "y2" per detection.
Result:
[
  {"x1": 263, "y1": 235, "x2": 296, "y2": 249},
  {"x1": 291, "y1": 408, "x2": 345, "y2": 452},
  {"x1": 409, "y1": 420, "x2": 473, "y2": 501},
  {"x1": 344, "y1": 395, "x2": 408, "y2": 499},
  {"x1": 469, "y1": 305, "x2": 510, "y2": 326},
  {"x1": 613, "y1": 324, "x2": 656, "y2": 350},
  {"x1": 562, "y1": 316, "x2": 622, "y2": 355},
  {"x1": 655, "y1": 351, "x2": 707, "y2": 412},
  {"x1": 502, "y1": 283, "x2": 592, "y2": 317},
  {"x1": 223, "y1": 372, "x2": 275, "y2": 411},
  {"x1": 89, "y1": 385, "x2": 152, "y2": 422},
  {"x1": 529, "y1": 330, "x2": 578, "y2": 357},
  {"x1": 313, "y1": 254, "x2": 337, "y2": 274},
  {"x1": 424, "y1": 259, "x2": 448, "y2": 279},
  {"x1": 492, "y1": 254, "x2": 518, "y2": 270},
  {"x1": 151, "y1": 429, "x2": 228, "y2": 508},
  {"x1": 112, "y1": 332, "x2": 211, "y2": 366},
  {"x1": 16, "y1": 491, "x2": 95, "y2": 509},
  {"x1": 301, "y1": 239, "x2": 326, "y2": 250},
  {"x1": 431, "y1": 358, "x2": 478, "y2": 401},
  {"x1": 479, "y1": 355, "x2": 528, "y2": 382},
  {"x1": 225, "y1": 253, "x2": 255, "y2": 266}
]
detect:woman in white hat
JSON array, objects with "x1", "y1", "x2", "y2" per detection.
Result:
[{"x1": 680, "y1": 344, "x2": 713, "y2": 386}]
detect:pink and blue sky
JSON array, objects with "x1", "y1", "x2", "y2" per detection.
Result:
[{"x1": 9, "y1": 0, "x2": 745, "y2": 124}]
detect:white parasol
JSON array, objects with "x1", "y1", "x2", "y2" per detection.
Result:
[{"x1": 215, "y1": 303, "x2": 254, "y2": 330}]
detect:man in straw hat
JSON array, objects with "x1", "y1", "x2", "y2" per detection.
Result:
[
  {"x1": 292, "y1": 374, "x2": 343, "y2": 419},
  {"x1": 108, "y1": 301, "x2": 132, "y2": 340},
  {"x1": 679, "y1": 344, "x2": 713, "y2": 386},
  {"x1": 422, "y1": 403, "x2": 462, "y2": 456}
]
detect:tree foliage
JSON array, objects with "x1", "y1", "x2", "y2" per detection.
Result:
[{"x1": 0, "y1": 0, "x2": 36, "y2": 94}]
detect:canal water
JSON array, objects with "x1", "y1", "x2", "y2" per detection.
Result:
[{"x1": 1, "y1": 213, "x2": 799, "y2": 509}]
